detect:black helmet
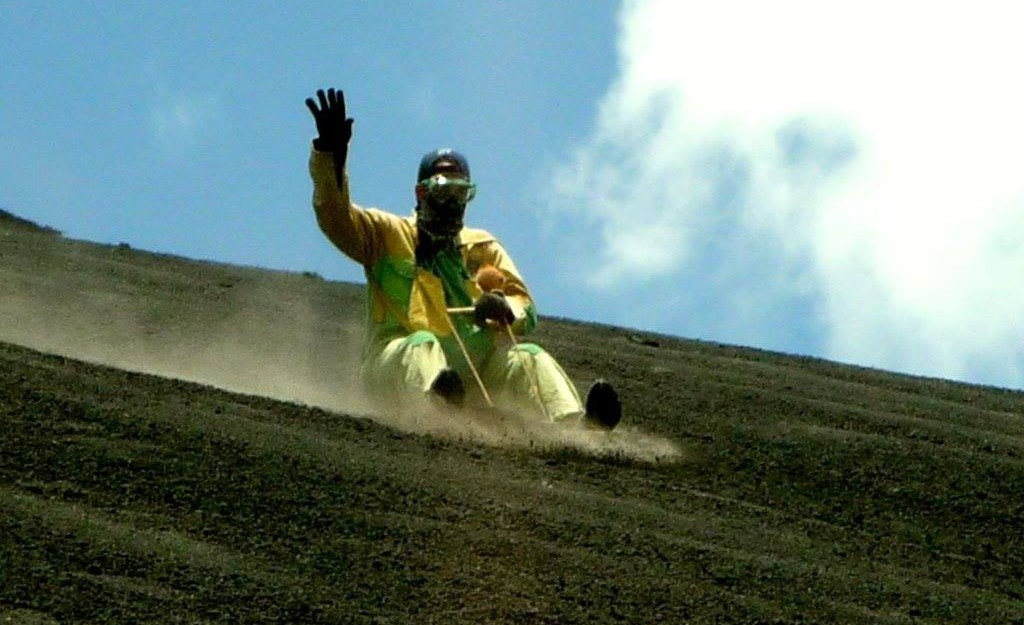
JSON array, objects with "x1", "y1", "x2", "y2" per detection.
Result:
[{"x1": 417, "y1": 148, "x2": 470, "y2": 183}]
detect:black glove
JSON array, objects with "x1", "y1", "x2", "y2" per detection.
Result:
[
  {"x1": 474, "y1": 292, "x2": 515, "y2": 328},
  {"x1": 305, "y1": 88, "x2": 354, "y2": 181}
]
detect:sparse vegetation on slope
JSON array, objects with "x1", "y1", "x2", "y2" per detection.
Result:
[
  {"x1": 0, "y1": 209, "x2": 61, "y2": 235},
  {"x1": 2, "y1": 214, "x2": 1023, "y2": 623}
]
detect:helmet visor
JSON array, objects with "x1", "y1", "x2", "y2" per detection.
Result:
[{"x1": 419, "y1": 174, "x2": 476, "y2": 205}]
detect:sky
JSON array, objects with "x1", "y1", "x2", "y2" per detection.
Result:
[{"x1": 3, "y1": 1, "x2": 1024, "y2": 390}]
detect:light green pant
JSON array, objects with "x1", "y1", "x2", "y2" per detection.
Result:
[{"x1": 363, "y1": 330, "x2": 583, "y2": 422}]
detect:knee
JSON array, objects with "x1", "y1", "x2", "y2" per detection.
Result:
[
  {"x1": 404, "y1": 330, "x2": 441, "y2": 347},
  {"x1": 507, "y1": 340, "x2": 548, "y2": 360},
  {"x1": 510, "y1": 342, "x2": 544, "y2": 357}
]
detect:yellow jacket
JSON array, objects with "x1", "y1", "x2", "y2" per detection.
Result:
[{"x1": 309, "y1": 148, "x2": 538, "y2": 365}]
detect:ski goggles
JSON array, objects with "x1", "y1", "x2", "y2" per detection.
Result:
[{"x1": 417, "y1": 174, "x2": 477, "y2": 204}]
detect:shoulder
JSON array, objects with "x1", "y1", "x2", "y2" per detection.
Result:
[{"x1": 459, "y1": 226, "x2": 497, "y2": 247}]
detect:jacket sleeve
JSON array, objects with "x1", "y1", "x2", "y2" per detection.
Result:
[
  {"x1": 476, "y1": 240, "x2": 539, "y2": 335},
  {"x1": 309, "y1": 146, "x2": 382, "y2": 266}
]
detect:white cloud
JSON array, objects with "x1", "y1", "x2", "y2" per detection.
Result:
[{"x1": 550, "y1": 0, "x2": 1024, "y2": 386}]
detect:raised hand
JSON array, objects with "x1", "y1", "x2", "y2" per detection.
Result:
[{"x1": 305, "y1": 88, "x2": 354, "y2": 178}]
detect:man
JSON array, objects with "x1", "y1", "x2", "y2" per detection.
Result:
[{"x1": 305, "y1": 87, "x2": 620, "y2": 429}]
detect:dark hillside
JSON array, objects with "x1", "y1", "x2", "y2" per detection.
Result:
[
  {"x1": 2, "y1": 214, "x2": 1024, "y2": 623},
  {"x1": 0, "y1": 209, "x2": 61, "y2": 235}
]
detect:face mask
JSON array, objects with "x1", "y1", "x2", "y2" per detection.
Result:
[{"x1": 418, "y1": 198, "x2": 466, "y2": 239}]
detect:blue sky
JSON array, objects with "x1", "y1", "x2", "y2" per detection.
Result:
[{"x1": 4, "y1": 1, "x2": 1024, "y2": 390}]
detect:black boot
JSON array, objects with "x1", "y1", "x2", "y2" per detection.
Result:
[
  {"x1": 584, "y1": 379, "x2": 622, "y2": 430},
  {"x1": 429, "y1": 368, "x2": 466, "y2": 408}
]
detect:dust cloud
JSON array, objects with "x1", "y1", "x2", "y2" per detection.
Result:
[
  {"x1": 1, "y1": 278, "x2": 680, "y2": 463},
  {"x1": 369, "y1": 398, "x2": 681, "y2": 463},
  {"x1": 0, "y1": 278, "x2": 374, "y2": 415}
]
